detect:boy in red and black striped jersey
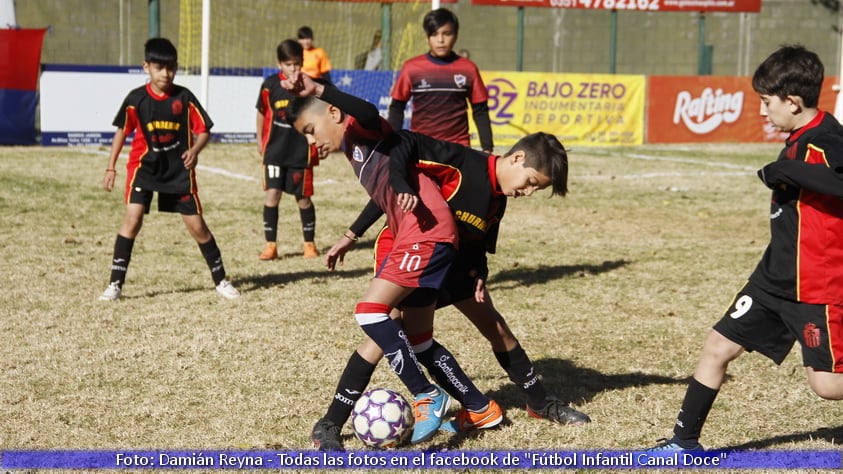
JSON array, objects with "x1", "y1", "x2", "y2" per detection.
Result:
[
  {"x1": 99, "y1": 38, "x2": 239, "y2": 301},
  {"x1": 652, "y1": 45, "x2": 843, "y2": 451},
  {"x1": 255, "y1": 39, "x2": 320, "y2": 260},
  {"x1": 387, "y1": 8, "x2": 493, "y2": 153}
]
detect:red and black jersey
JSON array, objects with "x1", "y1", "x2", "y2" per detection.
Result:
[
  {"x1": 750, "y1": 111, "x2": 843, "y2": 305},
  {"x1": 113, "y1": 83, "x2": 212, "y2": 194},
  {"x1": 390, "y1": 53, "x2": 488, "y2": 147},
  {"x1": 387, "y1": 130, "x2": 506, "y2": 278},
  {"x1": 256, "y1": 73, "x2": 315, "y2": 168}
]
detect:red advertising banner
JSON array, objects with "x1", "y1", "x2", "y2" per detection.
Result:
[
  {"x1": 470, "y1": 0, "x2": 761, "y2": 12},
  {"x1": 646, "y1": 76, "x2": 839, "y2": 143}
]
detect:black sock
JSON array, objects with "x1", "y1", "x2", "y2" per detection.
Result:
[
  {"x1": 494, "y1": 343, "x2": 548, "y2": 407},
  {"x1": 673, "y1": 377, "x2": 718, "y2": 447},
  {"x1": 263, "y1": 205, "x2": 278, "y2": 242},
  {"x1": 198, "y1": 236, "x2": 226, "y2": 285},
  {"x1": 416, "y1": 339, "x2": 487, "y2": 411},
  {"x1": 108, "y1": 234, "x2": 134, "y2": 286},
  {"x1": 300, "y1": 205, "x2": 316, "y2": 242},
  {"x1": 324, "y1": 351, "x2": 377, "y2": 427}
]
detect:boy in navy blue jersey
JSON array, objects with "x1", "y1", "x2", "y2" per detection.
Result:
[
  {"x1": 284, "y1": 71, "x2": 499, "y2": 445},
  {"x1": 256, "y1": 39, "x2": 320, "y2": 260},
  {"x1": 99, "y1": 38, "x2": 238, "y2": 301},
  {"x1": 651, "y1": 45, "x2": 843, "y2": 451}
]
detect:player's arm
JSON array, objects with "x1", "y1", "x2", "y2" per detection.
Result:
[
  {"x1": 758, "y1": 159, "x2": 843, "y2": 198},
  {"x1": 387, "y1": 99, "x2": 407, "y2": 131},
  {"x1": 318, "y1": 83, "x2": 381, "y2": 130},
  {"x1": 471, "y1": 101, "x2": 494, "y2": 153},
  {"x1": 326, "y1": 199, "x2": 384, "y2": 271},
  {"x1": 183, "y1": 131, "x2": 210, "y2": 170},
  {"x1": 103, "y1": 127, "x2": 126, "y2": 192},
  {"x1": 255, "y1": 110, "x2": 265, "y2": 156}
]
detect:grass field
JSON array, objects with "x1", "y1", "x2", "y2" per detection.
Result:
[{"x1": 2, "y1": 142, "x2": 842, "y2": 473}]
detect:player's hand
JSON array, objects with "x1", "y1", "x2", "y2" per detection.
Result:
[
  {"x1": 470, "y1": 270, "x2": 487, "y2": 303},
  {"x1": 326, "y1": 235, "x2": 355, "y2": 271},
  {"x1": 396, "y1": 192, "x2": 418, "y2": 212},
  {"x1": 182, "y1": 148, "x2": 198, "y2": 169},
  {"x1": 281, "y1": 72, "x2": 323, "y2": 97},
  {"x1": 102, "y1": 170, "x2": 116, "y2": 192}
]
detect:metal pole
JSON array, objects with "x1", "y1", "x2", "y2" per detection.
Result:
[
  {"x1": 148, "y1": 0, "x2": 159, "y2": 38},
  {"x1": 697, "y1": 12, "x2": 705, "y2": 75},
  {"x1": 516, "y1": 6, "x2": 524, "y2": 71},
  {"x1": 609, "y1": 9, "x2": 617, "y2": 74},
  {"x1": 381, "y1": 3, "x2": 391, "y2": 71},
  {"x1": 201, "y1": 0, "x2": 210, "y2": 107}
]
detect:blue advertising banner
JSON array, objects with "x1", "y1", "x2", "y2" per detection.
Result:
[{"x1": 3, "y1": 449, "x2": 841, "y2": 470}]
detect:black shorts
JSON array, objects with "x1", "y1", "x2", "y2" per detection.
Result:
[
  {"x1": 128, "y1": 187, "x2": 202, "y2": 215},
  {"x1": 263, "y1": 164, "x2": 313, "y2": 198},
  {"x1": 714, "y1": 281, "x2": 843, "y2": 372}
]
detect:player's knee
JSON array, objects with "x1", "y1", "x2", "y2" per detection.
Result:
[
  {"x1": 807, "y1": 371, "x2": 843, "y2": 400},
  {"x1": 700, "y1": 330, "x2": 743, "y2": 364}
]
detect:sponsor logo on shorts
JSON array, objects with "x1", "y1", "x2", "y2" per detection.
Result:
[{"x1": 803, "y1": 322, "x2": 822, "y2": 348}]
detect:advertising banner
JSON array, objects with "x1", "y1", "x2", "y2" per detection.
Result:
[
  {"x1": 478, "y1": 71, "x2": 645, "y2": 147},
  {"x1": 470, "y1": 0, "x2": 761, "y2": 12},
  {"x1": 646, "y1": 76, "x2": 839, "y2": 143},
  {"x1": 0, "y1": 28, "x2": 47, "y2": 144}
]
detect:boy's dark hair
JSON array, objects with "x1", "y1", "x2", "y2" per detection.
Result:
[
  {"x1": 508, "y1": 132, "x2": 568, "y2": 197},
  {"x1": 423, "y1": 8, "x2": 459, "y2": 37},
  {"x1": 297, "y1": 26, "x2": 314, "y2": 40},
  {"x1": 144, "y1": 37, "x2": 178, "y2": 66},
  {"x1": 752, "y1": 44, "x2": 823, "y2": 108},
  {"x1": 277, "y1": 39, "x2": 304, "y2": 63}
]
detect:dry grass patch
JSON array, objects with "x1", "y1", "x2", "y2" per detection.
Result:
[{"x1": 1, "y1": 142, "x2": 841, "y2": 473}]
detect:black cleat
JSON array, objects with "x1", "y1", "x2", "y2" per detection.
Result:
[
  {"x1": 311, "y1": 417, "x2": 344, "y2": 451},
  {"x1": 527, "y1": 397, "x2": 591, "y2": 425}
]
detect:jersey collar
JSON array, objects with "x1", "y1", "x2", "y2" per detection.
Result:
[{"x1": 487, "y1": 154, "x2": 504, "y2": 196}]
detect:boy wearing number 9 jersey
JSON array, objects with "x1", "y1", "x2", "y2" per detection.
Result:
[{"x1": 651, "y1": 45, "x2": 843, "y2": 451}]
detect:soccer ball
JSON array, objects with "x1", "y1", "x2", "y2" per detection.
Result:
[{"x1": 351, "y1": 388, "x2": 414, "y2": 449}]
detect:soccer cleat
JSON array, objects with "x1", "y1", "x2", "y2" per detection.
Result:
[
  {"x1": 258, "y1": 242, "x2": 278, "y2": 261},
  {"x1": 527, "y1": 397, "x2": 591, "y2": 425},
  {"x1": 303, "y1": 241, "x2": 319, "y2": 259},
  {"x1": 440, "y1": 399, "x2": 503, "y2": 433},
  {"x1": 98, "y1": 281, "x2": 122, "y2": 301},
  {"x1": 311, "y1": 417, "x2": 344, "y2": 451},
  {"x1": 215, "y1": 279, "x2": 240, "y2": 299},
  {"x1": 411, "y1": 386, "x2": 451, "y2": 444},
  {"x1": 648, "y1": 437, "x2": 704, "y2": 452}
]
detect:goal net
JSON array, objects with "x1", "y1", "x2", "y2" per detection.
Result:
[{"x1": 176, "y1": 0, "x2": 439, "y2": 141}]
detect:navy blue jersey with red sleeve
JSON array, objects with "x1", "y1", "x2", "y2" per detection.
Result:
[
  {"x1": 750, "y1": 111, "x2": 843, "y2": 305},
  {"x1": 319, "y1": 85, "x2": 457, "y2": 246},
  {"x1": 113, "y1": 83, "x2": 212, "y2": 194},
  {"x1": 256, "y1": 73, "x2": 315, "y2": 168},
  {"x1": 390, "y1": 53, "x2": 488, "y2": 147}
]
